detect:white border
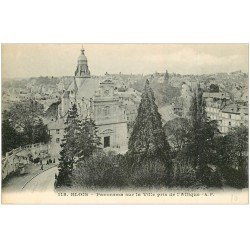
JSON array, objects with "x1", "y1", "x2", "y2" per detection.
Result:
[{"x1": 1, "y1": 0, "x2": 249, "y2": 250}]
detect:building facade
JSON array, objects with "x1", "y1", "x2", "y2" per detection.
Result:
[
  {"x1": 48, "y1": 49, "x2": 128, "y2": 161},
  {"x1": 92, "y1": 79, "x2": 128, "y2": 153},
  {"x1": 204, "y1": 92, "x2": 248, "y2": 134}
]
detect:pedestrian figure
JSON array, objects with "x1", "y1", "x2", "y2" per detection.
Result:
[{"x1": 40, "y1": 159, "x2": 44, "y2": 170}]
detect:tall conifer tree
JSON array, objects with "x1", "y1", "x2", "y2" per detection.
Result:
[
  {"x1": 129, "y1": 79, "x2": 171, "y2": 159},
  {"x1": 187, "y1": 87, "x2": 218, "y2": 184},
  {"x1": 56, "y1": 104, "x2": 81, "y2": 187},
  {"x1": 128, "y1": 79, "x2": 172, "y2": 186},
  {"x1": 77, "y1": 118, "x2": 101, "y2": 161}
]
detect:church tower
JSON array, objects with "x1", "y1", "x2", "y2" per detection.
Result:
[{"x1": 74, "y1": 48, "x2": 91, "y2": 78}]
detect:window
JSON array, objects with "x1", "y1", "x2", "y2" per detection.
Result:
[
  {"x1": 56, "y1": 129, "x2": 60, "y2": 134},
  {"x1": 56, "y1": 138, "x2": 60, "y2": 143},
  {"x1": 229, "y1": 121, "x2": 231, "y2": 126},
  {"x1": 104, "y1": 106, "x2": 110, "y2": 116},
  {"x1": 104, "y1": 136, "x2": 110, "y2": 148}
]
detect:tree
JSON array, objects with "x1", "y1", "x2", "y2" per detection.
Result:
[
  {"x1": 6, "y1": 99, "x2": 49, "y2": 146},
  {"x1": 2, "y1": 109, "x2": 49, "y2": 155},
  {"x1": 56, "y1": 104, "x2": 102, "y2": 187},
  {"x1": 215, "y1": 126, "x2": 248, "y2": 188},
  {"x1": 8, "y1": 99, "x2": 44, "y2": 131},
  {"x1": 56, "y1": 104, "x2": 81, "y2": 187},
  {"x1": 2, "y1": 118, "x2": 21, "y2": 155},
  {"x1": 72, "y1": 151, "x2": 127, "y2": 189},
  {"x1": 131, "y1": 76, "x2": 180, "y2": 107},
  {"x1": 209, "y1": 84, "x2": 219, "y2": 93},
  {"x1": 20, "y1": 118, "x2": 50, "y2": 145},
  {"x1": 164, "y1": 117, "x2": 190, "y2": 154},
  {"x1": 129, "y1": 79, "x2": 171, "y2": 158},
  {"x1": 127, "y1": 79, "x2": 172, "y2": 186},
  {"x1": 22, "y1": 122, "x2": 34, "y2": 145},
  {"x1": 186, "y1": 87, "x2": 219, "y2": 185},
  {"x1": 76, "y1": 118, "x2": 101, "y2": 161},
  {"x1": 33, "y1": 118, "x2": 50, "y2": 144}
]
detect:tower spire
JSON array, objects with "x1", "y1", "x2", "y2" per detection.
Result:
[
  {"x1": 75, "y1": 46, "x2": 90, "y2": 78},
  {"x1": 81, "y1": 44, "x2": 85, "y2": 54}
]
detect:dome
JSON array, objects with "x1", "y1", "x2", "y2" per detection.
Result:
[
  {"x1": 75, "y1": 48, "x2": 91, "y2": 78},
  {"x1": 78, "y1": 49, "x2": 87, "y2": 62}
]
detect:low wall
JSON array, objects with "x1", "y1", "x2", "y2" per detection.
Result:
[{"x1": 2, "y1": 142, "x2": 49, "y2": 181}]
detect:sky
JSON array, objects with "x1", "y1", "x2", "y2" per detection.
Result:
[{"x1": 2, "y1": 44, "x2": 249, "y2": 78}]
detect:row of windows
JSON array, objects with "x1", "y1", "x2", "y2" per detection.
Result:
[
  {"x1": 223, "y1": 121, "x2": 244, "y2": 126},
  {"x1": 208, "y1": 111, "x2": 247, "y2": 120},
  {"x1": 50, "y1": 129, "x2": 61, "y2": 135},
  {"x1": 208, "y1": 116, "x2": 245, "y2": 127}
]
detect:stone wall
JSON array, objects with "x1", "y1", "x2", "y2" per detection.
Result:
[{"x1": 2, "y1": 142, "x2": 49, "y2": 180}]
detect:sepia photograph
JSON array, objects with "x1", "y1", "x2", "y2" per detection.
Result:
[
  {"x1": 1, "y1": 44, "x2": 249, "y2": 204},
  {"x1": 1, "y1": 1, "x2": 250, "y2": 250}
]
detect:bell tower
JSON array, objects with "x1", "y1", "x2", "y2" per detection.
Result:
[{"x1": 74, "y1": 48, "x2": 91, "y2": 78}]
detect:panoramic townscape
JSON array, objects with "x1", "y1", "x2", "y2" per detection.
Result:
[{"x1": 2, "y1": 45, "x2": 248, "y2": 194}]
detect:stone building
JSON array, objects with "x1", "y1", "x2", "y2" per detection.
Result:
[
  {"x1": 204, "y1": 92, "x2": 248, "y2": 134},
  {"x1": 48, "y1": 49, "x2": 128, "y2": 160},
  {"x1": 47, "y1": 119, "x2": 65, "y2": 162},
  {"x1": 172, "y1": 82, "x2": 193, "y2": 117},
  {"x1": 92, "y1": 79, "x2": 128, "y2": 153},
  {"x1": 181, "y1": 82, "x2": 192, "y2": 117}
]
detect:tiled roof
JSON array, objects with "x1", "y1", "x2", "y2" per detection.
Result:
[
  {"x1": 203, "y1": 92, "x2": 230, "y2": 99},
  {"x1": 100, "y1": 79, "x2": 114, "y2": 85},
  {"x1": 74, "y1": 78, "x2": 100, "y2": 100},
  {"x1": 222, "y1": 104, "x2": 248, "y2": 115}
]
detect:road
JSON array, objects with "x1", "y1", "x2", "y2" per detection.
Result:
[{"x1": 22, "y1": 166, "x2": 58, "y2": 192}]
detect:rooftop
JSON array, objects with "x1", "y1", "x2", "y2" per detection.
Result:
[
  {"x1": 47, "y1": 119, "x2": 65, "y2": 130},
  {"x1": 203, "y1": 92, "x2": 230, "y2": 99},
  {"x1": 100, "y1": 79, "x2": 114, "y2": 85},
  {"x1": 222, "y1": 103, "x2": 248, "y2": 115}
]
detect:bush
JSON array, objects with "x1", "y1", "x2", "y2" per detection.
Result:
[
  {"x1": 222, "y1": 166, "x2": 248, "y2": 189},
  {"x1": 72, "y1": 151, "x2": 127, "y2": 189},
  {"x1": 171, "y1": 160, "x2": 223, "y2": 188},
  {"x1": 207, "y1": 169, "x2": 223, "y2": 188},
  {"x1": 171, "y1": 162, "x2": 197, "y2": 187},
  {"x1": 129, "y1": 156, "x2": 171, "y2": 188}
]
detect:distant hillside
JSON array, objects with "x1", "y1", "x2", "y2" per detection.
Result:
[{"x1": 2, "y1": 76, "x2": 71, "y2": 91}]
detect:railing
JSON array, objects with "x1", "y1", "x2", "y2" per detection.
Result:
[{"x1": 2, "y1": 142, "x2": 48, "y2": 181}]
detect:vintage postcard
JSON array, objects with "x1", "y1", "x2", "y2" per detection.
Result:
[{"x1": 1, "y1": 44, "x2": 248, "y2": 204}]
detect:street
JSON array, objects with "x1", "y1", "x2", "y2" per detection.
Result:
[{"x1": 22, "y1": 167, "x2": 58, "y2": 192}]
